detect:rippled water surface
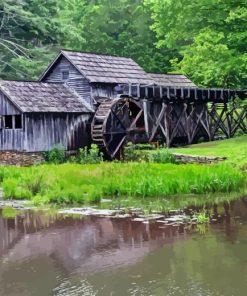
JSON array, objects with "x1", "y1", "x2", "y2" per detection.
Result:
[{"x1": 0, "y1": 198, "x2": 247, "y2": 296}]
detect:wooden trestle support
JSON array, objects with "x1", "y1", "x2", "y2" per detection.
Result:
[
  {"x1": 91, "y1": 85, "x2": 246, "y2": 158},
  {"x1": 143, "y1": 100, "x2": 247, "y2": 147}
]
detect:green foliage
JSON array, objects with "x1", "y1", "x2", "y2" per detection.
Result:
[
  {"x1": 123, "y1": 142, "x2": 175, "y2": 163},
  {"x1": 76, "y1": 144, "x2": 103, "y2": 164},
  {"x1": 0, "y1": 0, "x2": 61, "y2": 80},
  {"x1": 171, "y1": 135, "x2": 247, "y2": 169},
  {"x1": 197, "y1": 212, "x2": 210, "y2": 224},
  {"x1": 66, "y1": 0, "x2": 174, "y2": 73},
  {"x1": 0, "y1": 161, "x2": 245, "y2": 204},
  {"x1": 146, "y1": 0, "x2": 247, "y2": 88},
  {"x1": 148, "y1": 149, "x2": 176, "y2": 164},
  {"x1": 0, "y1": 0, "x2": 243, "y2": 88},
  {"x1": 123, "y1": 142, "x2": 142, "y2": 162},
  {"x1": 0, "y1": 0, "x2": 174, "y2": 80},
  {"x1": 1, "y1": 0, "x2": 246, "y2": 88},
  {"x1": 44, "y1": 146, "x2": 65, "y2": 164},
  {"x1": 1, "y1": 207, "x2": 17, "y2": 218}
]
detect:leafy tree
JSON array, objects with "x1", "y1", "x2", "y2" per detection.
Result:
[
  {"x1": 61, "y1": 0, "x2": 176, "y2": 74},
  {"x1": 145, "y1": 0, "x2": 247, "y2": 88},
  {"x1": 0, "y1": 0, "x2": 62, "y2": 80},
  {"x1": 1, "y1": 0, "x2": 176, "y2": 79}
]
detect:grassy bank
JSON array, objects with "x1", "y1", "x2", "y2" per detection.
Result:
[
  {"x1": 171, "y1": 135, "x2": 247, "y2": 168},
  {"x1": 0, "y1": 162, "x2": 245, "y2": 205}
]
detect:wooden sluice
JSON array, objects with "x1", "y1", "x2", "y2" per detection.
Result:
[{"x1": 117, "y1": 84, "x2": 247, "y2": 147}]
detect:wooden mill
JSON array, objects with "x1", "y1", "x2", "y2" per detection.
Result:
[{"x1": 0, "y1": 50, "x2": 246, "y2": 160}]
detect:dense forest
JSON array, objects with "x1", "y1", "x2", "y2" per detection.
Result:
[{"x1": 0, "y1": 0, "x2": 246, "y2": 88}]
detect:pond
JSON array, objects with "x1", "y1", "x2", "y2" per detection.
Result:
[{"x1": 0, "y1": 197, "x2": 246, "y2": 296}]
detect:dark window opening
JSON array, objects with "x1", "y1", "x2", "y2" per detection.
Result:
[
  {"x1": 62, "y1": 71, "x2": 69, "y2": 81},
  {"x1": 14, "y1": 115, "x2": 22, "y2": 129},
  {"x1": 4, "y1": 115, "x2": 13, "y2": 129}
]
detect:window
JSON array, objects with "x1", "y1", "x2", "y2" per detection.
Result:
[
  {"x1": 4, "y1": 115, "x2": 13, "y2": 129},
  {"x1": 62, "y1": 71, "x2": 69, "y2": 81},
  {"x1": 14, "y1": 115, "x2": 22, "y2": 129},
  {"x1": 2, "y1": 115, "x2": 23, "y2": 129}
]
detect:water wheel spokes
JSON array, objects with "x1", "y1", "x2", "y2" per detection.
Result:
[{"x1": 91, "y1": 97, "x2": 145, "y2": 158}]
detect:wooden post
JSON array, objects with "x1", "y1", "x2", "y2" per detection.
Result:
[{"x1": 143, "y1": 99, "x2": 149, "y2": 137}]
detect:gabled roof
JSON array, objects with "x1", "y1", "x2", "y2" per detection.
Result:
[
  {"x1": 41, "y1": 50, "x2": 154, "y2": 85},
  {"x1": 0, "y1": 80, "x2": 92, "y2": 113},
  {"x1": 148, "y1": 73, "x2": 196, "y2": 87}
]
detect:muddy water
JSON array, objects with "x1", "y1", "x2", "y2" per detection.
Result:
[{"x1": 0, "y1": 198, "x2": 247, "y2": 296}]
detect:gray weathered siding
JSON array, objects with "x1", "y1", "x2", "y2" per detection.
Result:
[
  {"x1": 43, "y1": 57, "x2": 92, "y2": 105},
  {"x1": 0, "y1": 129, "x2": 24, "y2": 151},
  {"x1": 91, "y1": 83, "x2": 118, "y2": 101},
  {"x1": 0, "y1": 91, "x2": 91, "y2": 152},
  {"x1": 0, "y1": 92, "x2": 24, "y2": 150},
  {"x1": 0, "y1": 92, "x2": 21, "y2": 115},
  {"x1": 24, "y1": 113, "x2": 91, "y2": 152}
]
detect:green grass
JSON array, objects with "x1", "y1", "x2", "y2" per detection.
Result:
[
  {"x1": 171, "y1": 135, "x2": 247, "y2": 168},
  {"x1": 0, "y1": 136, "x2": 246, "y2": 206},
  {"x1": 0, "y1": 162, "x2": 245, "y2": 205}
]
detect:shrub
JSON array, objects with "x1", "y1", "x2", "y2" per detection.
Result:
[
  {"x1": 44, "y1": 146, "x2": 65, "y2": 164},
  {"x1": 148, "y1": 149, "x2": 176, "y2": 164},
  {"x1": 123, "y1": 142, "x2": 140, "y2": 161},
  {"x1": 76, "y1": 144, "x2": 103, "y2": 164},
  {"x1": 123, "y1": 143, "x2": 175, "y2": 164}
]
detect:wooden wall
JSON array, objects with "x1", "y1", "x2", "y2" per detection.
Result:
[
  {"x1": 0, "y1": 92, "x2": 20, "y2": 115},
  {"x1": 0, "y1": 92, "x2": 25, "y2": 150},
  {"x1": 42, "y1": 56, "x2": 121, "y2": 106},
  {"x1": 24, "y1": 113, "x2": 91, "y2": 152},
  {"x1": 0, "y1": 111, "x2": 91, "y2": 152},
  {"x1": 91, "y1": 83, "x2": 118, "y2": 102},
  {"x1": 43, "y1": 56, "x2": 92, "y2": 106}
]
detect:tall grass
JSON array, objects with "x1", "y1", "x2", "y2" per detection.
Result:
[{"x1": 0, "y1": 162, "x2": 245, "y2": 205}]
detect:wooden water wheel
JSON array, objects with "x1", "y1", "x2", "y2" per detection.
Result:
[{"x1": 91, "y1": 97, "x2": 145, "y2": 158}]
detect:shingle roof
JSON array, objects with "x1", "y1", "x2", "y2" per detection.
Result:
[
  {"x1": 149, "y1": 73, "x2": 196, "y2": 87},
  {"x1": 60, "y1": 50, "x2": 154, "y2": 85},
  {"x1": 0, "y1": 80, "x2": 91, "y2": 113}
]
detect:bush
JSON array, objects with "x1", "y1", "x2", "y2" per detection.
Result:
[
  {"x1": 148, "y1": 149, "x2": 176, "y2": 164},
  {"x1": 76, "y1": 144, "x2": 103, "y2": 164},
  {"x1": 44, "y1": 146, "x2": 65, "y2": 164},
  {"x1": 123, "y1": 142, "x2": 175, "y2": 164},
  {"x1": 123, "y1": 142, "x2": 140, "y2": 161}
]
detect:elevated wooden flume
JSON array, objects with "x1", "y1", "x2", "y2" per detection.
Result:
[{"x1": 91, "y1": 84, "x2": 246, "y2": 158}]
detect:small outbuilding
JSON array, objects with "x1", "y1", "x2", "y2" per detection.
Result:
[{"x1": 0, "y1": 80, "x2": 92, "y2": 153}]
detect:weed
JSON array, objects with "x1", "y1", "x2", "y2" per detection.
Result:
[
  {"x1": 44, "y1": 145, "x2": 65, "y2": 164},
  {"x1": 76, "y1": 144, "x2": 103, "y2": 164},
  {"x1": 148, "y1": 149, "x2": 176, "y2": 163}
]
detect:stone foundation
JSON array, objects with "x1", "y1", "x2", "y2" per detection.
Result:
[
  {"x1": 0, "y1": 151, "x2": 45, "y2": 166},
  {"x1": 173, "y1": 153, "x2": 227, "y2": 164}
]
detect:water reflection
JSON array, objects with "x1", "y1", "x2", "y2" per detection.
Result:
[
  {"x1": 0, "y1": 197, "x2": 246, "y2": 296},
  {"x1": 0, "y1": 210, "x2": 189, "y2": 271}
]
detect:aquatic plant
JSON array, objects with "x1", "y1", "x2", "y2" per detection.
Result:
[{"x1": 196, "y1": 212, "x2": 210, "y2": 224}]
